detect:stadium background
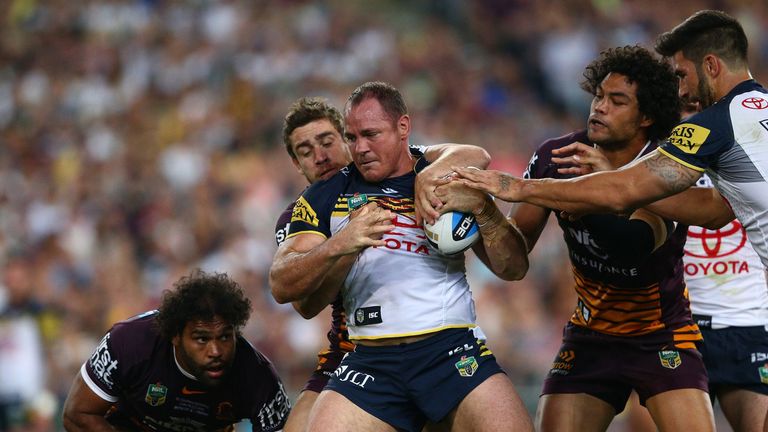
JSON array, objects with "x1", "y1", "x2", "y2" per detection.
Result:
[{"x1": 0, "y1": 0, "x2": 766, "y2": 430}]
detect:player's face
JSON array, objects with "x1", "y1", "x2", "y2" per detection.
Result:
[
  {"x1": 173, "y1": 316, "x2": 237, "y2": 387},
  {"x1": 587, "y1": 72, "x2": 651, "y2": 149},
  {"x1": 289, "y1": 118, "x2": 352, "y2": 184},
  {"x1": 672, "y1": 51, "x2": 717, "y2": 109},
  {"x1": 344, "y1": 97, "x2": 412, "y2": 182}
]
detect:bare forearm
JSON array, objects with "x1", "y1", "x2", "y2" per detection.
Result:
[
  {"x1": 473, "y1": 203, "x2": 529, "y2": 280},
  {"x1": 646, "y1": 187, "x2": 733, "y2": 229},
  {"x1": 292, "y1": 254, "x2": 356, "y2": 318},
  {"x1": 270, "y1": 238, "x2": 350, "y2": 304},
  {"x1": 424, "y1": 144, "x2": 490, "y2": 174}
]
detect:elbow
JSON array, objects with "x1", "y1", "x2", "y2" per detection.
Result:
[
  {"x1": 292, "y1": 301, "x2": 321, "y2": 319},
  {"x1": 497, "y1": 257, "x2": 529, "y2": 281},
  {"x1": 269, "y1": 274, "x2": 292, "y2": 304}
]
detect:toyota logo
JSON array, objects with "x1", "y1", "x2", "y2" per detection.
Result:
[
  {"x1": 685, "y1": 220, "x2": 747, "y2": 258},
  {"x1": 742, "y1": 97, "x2": 768, "y2": 109}
]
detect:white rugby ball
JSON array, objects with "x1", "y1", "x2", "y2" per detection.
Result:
[{"x1": 423, "y1": 211, "x2": 480, "y2": 255}]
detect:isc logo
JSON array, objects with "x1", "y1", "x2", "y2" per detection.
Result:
[{"x1": 453, "y1": 215, "x2": 476, "y2": 239}]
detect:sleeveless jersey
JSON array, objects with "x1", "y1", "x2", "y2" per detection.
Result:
[
  {"x1": 660, "y1": 79, "x2": 768, "y2": 267},
  {"x1": 683, "y1": 175, "x2": 768, "y2": 328},
  {"x1": 287, "y1": 159, "x2": 478, "y2": 340},
  {"x1": 81, "y1": 311, "x2": 290, "y2": 432},
  {"x1": 275, "y1": 202, "x2": 354, "y2": 352},
  {"x1": 525, "y1": 130, "x2": 700, "y2": 347}
]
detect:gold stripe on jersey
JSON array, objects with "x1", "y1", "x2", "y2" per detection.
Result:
[
  {"x1": 570, "y1": 269, "x2": 665, "y2": 336},
  {"x1": 331, "y1": 196, "x2": 416, "y2": 217},
  {"x1": 672, "y1": 324, "x2": 703, "y2": 349}
]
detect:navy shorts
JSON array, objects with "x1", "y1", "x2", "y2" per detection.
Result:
[
  {"x1": 324, "y1": 328, "x2": 503, "y2": 432},
  {"x1": 697, "y1": 324, "x2": 768, "y2": 397},
  {"x1": 542, "y1": 324, "x2": 709, "y2": 413},
  {"x1": 302, "y1": 348, "x2": 348, "y2": 393}
]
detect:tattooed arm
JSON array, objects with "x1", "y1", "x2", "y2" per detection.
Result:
[{"x1": 453, "y1": 149, "x2": 702, "y2": 214}]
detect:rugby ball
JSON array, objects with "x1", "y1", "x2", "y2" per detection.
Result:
[{"x1": 423, "y1": 211, "x2": 480, "y2": 255}]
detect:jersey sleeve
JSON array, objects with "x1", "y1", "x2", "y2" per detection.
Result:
[
  {"x1": 658, "y1": 110, "x2": 730, "y2": 172},
  {"x1": 81, "y1": 329, "x2": 123, "y2": 402},
  {"x1": 286, "y1": 177, "x2": 340, "y2": 240},
  {"x1": 274, "y1": 203, "x2": 294, "y2": 246}
]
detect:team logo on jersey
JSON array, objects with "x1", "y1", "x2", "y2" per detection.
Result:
[
  {"x1": 455, "y1": 355, "x2": 479, "y2": 377},
  {"x1": 145, "y1": 383, "x2": 167, "y2": 406},
  {"x1": 759, "y1": 365, "x2": 768, "y2": 384},
  {"x1": 658, "y1": 350, "x2": 682, "y2": 369},
  {"x1": 354, "y1": 306, "x2": 382, "y2": 326},
  {"x1": 291, "y1": 196, "x2": 318, "y2": 227},
  {"x1": 347, "y1": 193, "x2": 368, "y2": 211},
  {"x1": 742, "y1": 97, "x2": 768, "y2": 110},
  {"x1": 667, "y1": 123, "x2": 710, "y2": 154}
]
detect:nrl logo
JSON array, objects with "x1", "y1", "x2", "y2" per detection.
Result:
[
  {"x1": 658, "y1": 350, "x2": 682, "y2": 369},
  {"x1": 455, "y1": 355, "x2": 479, "y2": 377},
  {"x1": 145, "y1": 383, "x2": 167, "y2": 406}
]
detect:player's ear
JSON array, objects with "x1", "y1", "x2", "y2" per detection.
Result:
[
  {"x1": 172, "y1": 334, "x2": 181, "y2": 347},
  {"x1": 290, "y1": 157, "x2": 303, "y2": 174},
  {"x1": 397, "y1": 114, "x2": 411, "y2": 142},
  {"x1": 703, "y1": 54, "x2": 720, "y2": 77},
  {"x1": 639, "y1": 114, "x2": 653, "y2": 129}
]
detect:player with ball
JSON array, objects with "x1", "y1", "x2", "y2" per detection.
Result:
[{"x1": 270, "y1": 81, "x2": 532, "y2": 432}]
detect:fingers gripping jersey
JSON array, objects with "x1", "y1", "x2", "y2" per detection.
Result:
[
  {"x1": 660, "y1": 80, "x2": 768, "y2": 267},
  {"x1": 287, "y1": 162, "x2": 478, "y2": 340},
  {"x1": 81, "y1": 311, "x2": 290, "y2": 432}
]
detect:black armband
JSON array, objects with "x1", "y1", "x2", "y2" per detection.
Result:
[{"x1": 579, "y1": 214, "x2": 671, "y2": 265}]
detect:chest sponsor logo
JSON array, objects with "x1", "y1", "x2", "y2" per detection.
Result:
[
  {"x1": 354, "y1": 306, "x2": 382, "y2": 326},
  {"x1": 334, "y1": 365, "x2": 376, "y2": 388},
  {"x1": 381, "y1": 187, "x2": 398, "y2": 194},
  {"x1": 257, "y1": 382, "x2": 291, "y2": 431},
  {"x1": 567, "y1": 228, "x2": 609, "y2": 260},
  {"x1": 89, "y1": 333, "x2": 119, "y2": 389},
  {"x1": 751, "y1": 352, "x2": 768, "y2": 363},
  {"x1": 455, "y1": 355, "x2": 479, "y2": 377},
  {"x1": 291, "y1": 196, "x2": 319, "y2": 227},
  {"x1": 742, "y1": 97, "x2": 768, "y2": 110},
  {"x1": 145, "y1": 383, "x2": 168, "y2": 406},
  {"x1": 667, "y1": 123, "x2": 710, "y2": 154},
  {"x1": 658, "y1": 350, "x2": 682, "y2": 369},
  {"x1": 685, "y1": 221, "x2": 751, "y2": 276}
]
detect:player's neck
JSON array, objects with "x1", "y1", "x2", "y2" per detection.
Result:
[{"x1": 596, "y1": 138, "x2": 651, "y2": 168}]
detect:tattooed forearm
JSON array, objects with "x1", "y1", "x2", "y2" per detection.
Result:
[
  {"x1": 500, "y1": 174, "x2": 513, "y2": 191},
  {"x1": 643, "y1": 153, "x2": 699, "y2": 193}
]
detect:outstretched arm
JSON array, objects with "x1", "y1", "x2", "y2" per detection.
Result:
[
  {"x1": 435, "y1": 181, "x2": 528, "y2": 280},
  {"x1": 453, "y1": 149, "x2": 702, "y2": 215},
  {"x1": 416, "y1": 143, "x2": 491, "y2": 224},
  {"x1": 269, "y1": 203, "x2": 393, "y2": 317}
]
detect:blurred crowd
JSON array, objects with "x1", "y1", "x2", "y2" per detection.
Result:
[{"x1": 0, "y1": 0, "x2": 766, "y2": 430}]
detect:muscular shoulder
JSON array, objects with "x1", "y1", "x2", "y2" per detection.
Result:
[{"x1": 523, "y1": 130, "x2": 589, "y2": 179}]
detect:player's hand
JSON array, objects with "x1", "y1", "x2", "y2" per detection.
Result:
[
  {"x1": 450, "y1": 166, "x2": 522, "y2": 202},
  {"x1": 434, "y1": 180, "x2": 487, "y2": 215},
  {"x1": 334, "y1": 202, "x2": 394, "y2": 254},
  {"x1": 414, "y1": 166, "x2": 448, "y2": 226},
  {"x1": 551, "y1": 142, "x2": 613, "y2": 175}
]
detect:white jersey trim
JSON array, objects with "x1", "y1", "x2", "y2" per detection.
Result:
[{"x1": 80, "y1": 363, "x2": 119, "y2": 403}]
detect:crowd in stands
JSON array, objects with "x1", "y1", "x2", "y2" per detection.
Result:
[{"x1": 0, "y1": 0, "x2": 766, "y2": 429}]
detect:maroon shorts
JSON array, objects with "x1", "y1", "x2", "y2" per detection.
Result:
[
  {"x1": 302, "y1": 349, "x2": 349, "y2": 393},
  {"x1": 542, "y1": 323, "x2": 709, "y2": 413}
]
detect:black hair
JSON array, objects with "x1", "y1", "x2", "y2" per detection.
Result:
[
  {"x1": 345, "y1": 81, "x2": 408, "y2": 125},
  {"x1": 655, "y1": 10, "x2": 748, "y2": 68},
  {"x1": 581, "y1": 45, "x2": 681, "y2": 142},
  {"x1": 156, "y1": 270, "x2": 251, "y2": 340},
  {"x1": 282, "y1": 97, "x2": 345, "y2": 159}
]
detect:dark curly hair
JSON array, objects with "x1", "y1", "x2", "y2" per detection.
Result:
[
  {"x1": 655, "y1": 10, "x2": 748, "y2": 69},
  {"x1": 580, "y1": 45, "x2": 681, "y2": 142},
  {"x1": 283, "y1": 97, "x2": 345, "y2": 159},
  {"x1": 155, "y1": 270, "x2": 252, "y2": 340}
]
